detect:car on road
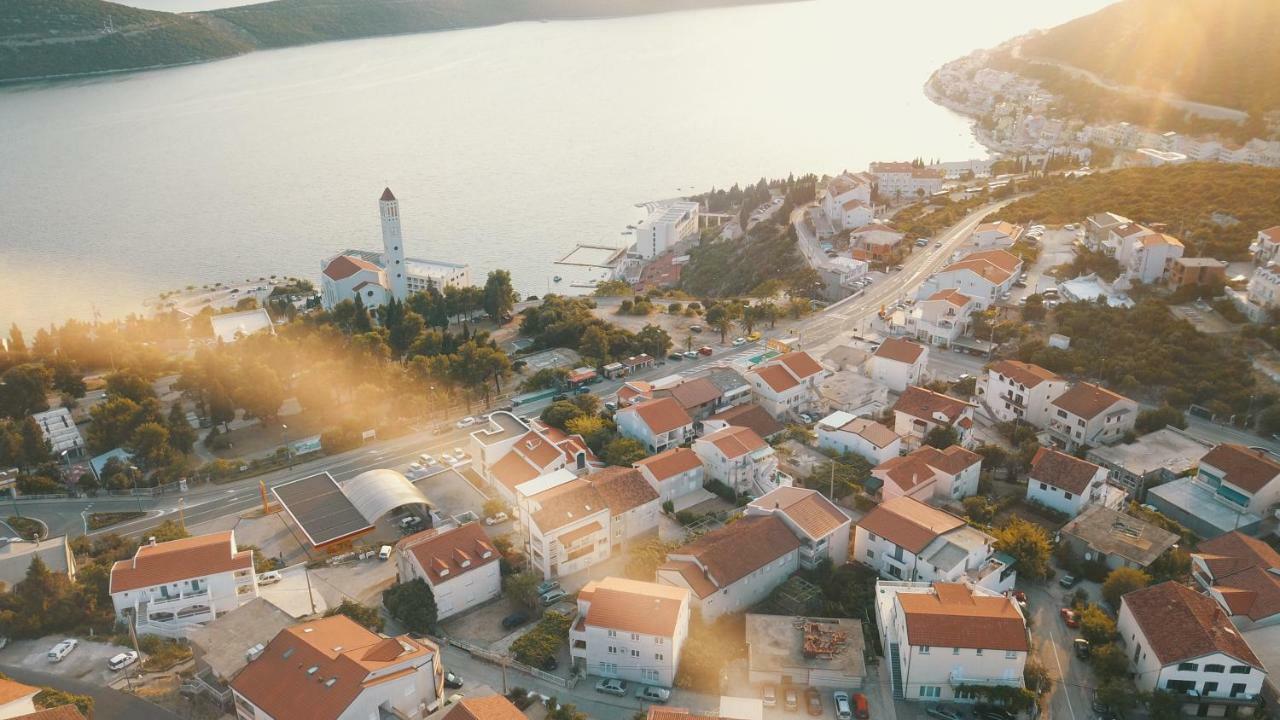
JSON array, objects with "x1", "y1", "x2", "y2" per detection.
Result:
[
  {"x1": 441, "y1": 453, "x2": 456, "y2": 464},
  {"x1": 501, "y1": 612, "x2": 530, "y2": 630},
  {"x1": 1013, "y1": 280, "x2": 1027, "y2": 288},
  {"x1": 444, "y1": 671, "x2": 464, "y2": 689},
  {"x1": 747, "y1": 331, "x2": 761, "y2": 341},
  {"x1": 833, "y1": 691, "x2": 853, "y2": 720},
  {"x1": 1091, "y1": 693, "x2": 1117, "y2": 720},
  {"x1": 784, "y1": 687, "x2": 799, "y2": 712},
  {"x1": 683, "y1": 350, "x2": 699, "y2": 359},
  {"x1": 595, "y1": 679, "x2": 628, "y2": 697},
  {"x1": 257, "y1": 570, "x2": 282, "y2": 585},
  {"x1": 47, "y1": 639, "x2": 77, "y2": 663},
  {"x1": 540, "y1": 589, "x2": 567, "y2": 606},
  {"x1": 636, "y1": 686, "x2": 670, "y2": 703},
  {"x1": 1074, "y1": 638, "x2": 1092, "y2": 659},
  {"x1": 852, "y1": 692, "x2": 869, "y2": 719},
  {"x1": 934, "y1": 241, "x2": 942, "y2": 248},
  {"x1": 537, "y1": 580, "x2": 561, "y2": 596},
  {"x1": 1059, "y1": 574, "x2": 1081, "y2": 589},
  {"x1": 668, "y1": 353, "x2": 683, "y2": 361},
  {"x1": 732, "y1": 337, "x2": 746, "y2": 346},
  {"x1": 698, "y1": 346, "x2": 713, "y2": 356},
  {"x1": 915, "y1": 238, "x2": 928, "y2": 247},
  {"x1": 408, "y1": 462, "x2": 423, "y2": 472},
  {"x1": 798, "y1": 412, "x2": 814, "y2": 424},
  {"x1": 805, "y1": 687, "x2": 822, "y2": 716},
  {"x1": 1060, "y1": 607, "x2": 1079, "y2": 628},
  {"x1": 763, "y1": 685, "x2": 777, "y2": 707},
  {"x1": 378, "y1": 545, "x2": 392, "y2": 561},
  {"x1": 455, "y1": 417, "x2": 477, "y2": 429},
  {"x1": 689, "y1": 325, "x2": 703, "y2": 333},
  {"x1": 419, "y1": 454, "x2": 435, "y2": 465},
  {"x1": 485, "y1": 511, "x2": 509, "y2": 526},
  {"x1": 925, "y1": 705, "x2": 964, "y2": 720},
  {"x1": 108, "y1": 650, "x2": 139, "y2": 671}
]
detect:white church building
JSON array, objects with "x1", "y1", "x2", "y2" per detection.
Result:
[{"x1": 320, "y1": 187, "x2": 471, "y2": 310}]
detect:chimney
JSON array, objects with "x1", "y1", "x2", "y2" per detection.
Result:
[{"x1": 148, "y1": 537, "x2": 157, "y2": 546}]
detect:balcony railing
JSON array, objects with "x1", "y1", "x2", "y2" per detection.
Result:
[
  {"x1": 142, "y1": 587, "x2": 212, "y2": 612},
  {"x1": 949, "y1": 672, "x2": 1022, "y2": 687}
]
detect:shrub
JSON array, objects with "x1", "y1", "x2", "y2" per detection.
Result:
[
  {"x1": 383, "y1": 579, "x2": 438, "y2": 634},
  {"x1": 510, "y1": 612, "x2": 571, "y2": 668}
]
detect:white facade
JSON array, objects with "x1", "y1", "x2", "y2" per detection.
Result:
[
  {"x1": 395, "y1": 523, "x2": 502, "y2": 621},
  {"x1": 693, "y1": 427, "x2": 784, "y2": 496},
  {"x1": 869, "y1": 162, "x2": 945, "y2": 200},
  {"x1": 821, "y1": 173, "x2": 874, "y2": 228},
  {"x1": 745, "y1": 486, "x2": 852, "y2": 569},
  {"x1": 976, "y1": 361, "x2": 1069, "y2": 428},
  {"x1": 569, "y1": 578, "x2": 690, "y2": 688},
  {"x1": 902, "y1": 291, "x2": 975, "y2": 348},
  {"x1": 816, "y1": 412, "x2": 902, "y2": 465},
  {"x1": 869, "y1": 342, "x2": 928, "y2": 393},
  {"x1": 1046, "y1": 384, "x2": 1138, "y2": 451},
  {"x1": 615, "y1": 398, "x2": 694, "y2": 454},
  {"x1": 659, "y1": 546, "x2": 799, "y2": 621},
  {"x1": 917, "y1": 251, "x2": 1021, "y2": 309},
  {"x1": 1025, "y1": 450, "x2": 1113, "y2": 517},
  {"x1": 634, "y1": 448, "x2": 706, "y2": 506},
  {"x1": 873, "y1": 446, "x2": 981, "y2": 504},
  {"x1": 634, "y1": 201, "x2": 700, "y2": 259},
  {"x1": 1246, "y1": 263, "x2": 1280, "y2": 313},
  {"x1": 855, "y1": 499, "x2": 1015, "y2": 593},
  {"x1": 746, "y1": 352, "x2": 827, "y2": 420}
]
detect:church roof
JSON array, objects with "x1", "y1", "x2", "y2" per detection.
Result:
[
  {"x1": 380, "y1": 187, "x2": 396, "y2": 202},
  {"x1": 323, "y1": 255, "x2": 381, "y2": 281}
]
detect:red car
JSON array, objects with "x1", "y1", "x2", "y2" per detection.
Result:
[
  {"x1": 698, "y1": 346, "x2": 714, "y2": 356},
  {"x1": 1060, "y1": 607, "x2": 1079, "y2": 628}
]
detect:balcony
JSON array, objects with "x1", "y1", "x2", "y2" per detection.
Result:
[
  {"x1": 949, "y1": 671, "x2": 1022, "y2": 688},
  {"x1": 143, "y1": 587, "x2": 212, "y2": 613},
  {"x1": 997, "y1": 392, "x2": 1026, "y2": 409}
]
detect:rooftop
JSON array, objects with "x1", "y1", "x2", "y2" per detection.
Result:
[
  {"x1": 622, "y1": 397, "x2": 693, "y2": 434},
  {"x1": 110, "y1": 531, "x2": 253, "y2": 594},
  {"x1": 874, "y1": 337, "x2": 926, "y2": 365},
  {"x1": 634, "y1": 447, "x2": 703, "y2": 482},
  {"x1": 443, "y1": 695, "x2": 527, "y2": 720},
  {"x1": 1200, "y1": 444, "x2": 1280, "y2": 494},
  {"x1": 1148, "y1": 478, "x2": 1262, "y2": 535},
  {"x1": 660, "y1": 516, "x2": 800, "y2": 597},
  {"x1": 188, "y1": 597, "x2": 297, "y2": 682},
  {"x1": 469, "y1": 412, "x2": 529, "y2": 447},
  {"x1": 396, "y1": 522, "x2": 497, "y2": 586},
  {"x1": 987, "y1": 359, "x2": 1063, "y2": 389},
  {"x1": 897, "y1": 582, "x2": 1028, "y2": 652},
  {"x1": 1059, "y1": 505, "x2": 1179, "y2": 567},
  {"x1": 857, "y1": 497, "x2": 966, "y2": 555},
  {"x1": 748, "y1": 486, "x2": 850, "y2": 541},
  {"x1": 272, "y1": 472, "x2": 373, "y2": 548},
  {"x1": 1051, "y1": 382, "x2": 1131, "y2": 420},
  {"x1": 699, "y1": 425, "x2": 769, "y2": 460},
  {"x1": 746, "y1": 614, "x2": 865, "y2": 682},
  {"x1": 579, "y1": 576, "x2": 690, "y2": 638},
  {"x1": 893, "y1": 386, "x2": 973, "y2": 425},
  {"x1": 1123, "y1": 581, "x2": 1261, "y2": 667},
  {"x1": 1030, "y1": 447, "x2": 1103, "y2": 495},
  {"x1": 1087, "y1": 427, "x2": 1213, "y2": 477},
  {"x1": 707, "y1": 403, "x2": 784, "y2": 439}
]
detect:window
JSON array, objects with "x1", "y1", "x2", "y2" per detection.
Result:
[
  {"x1": 1230, "y1": 666, "x2": 1251, "y2": 675},
  {"x1": 1177, "y1": 662, "x2": 1198, "y2": 672},
  {"x1": 1039, "y1": 483, "x2": 1047, "y2": 491},
  {"x1": 630, "y1": 633, "x2": 640, "y2": 641},
  {"x1": 1064, "y1": 492, "x2": 1073, "y2": 500},
  {"x1": 918, "y1": 686, "x2": 941, "y2": 699},
  {"x1": 1165, "y1": 679, "x2": 1195, "y2": 693},
  {"x1": 953, "y1": 648, "x2": 960, "y2": 655},
  {"x1": 919, "y1": 646, "x2": 930, "y2": 655},
  {"x1": 607, "y1": 630, "x2": 617, "y2": 638},
  {"x1": 976, "y1": 649, "x2": 984, "y2": 656},
  {"x1": 608, "y1": 646, "x2": 617, "y2": 655},
  {"x1": 631, "y1": 650, "x2": 640, "y2": 658},
  {"x1": 655, "y1": 637, "x2": 664, "y2": 645},
  {"x1": 1231, "y1": 683, "x2": 1248, "y2": 697},
  {"x1": 1205, "y1": 664, "x2": 1225, "y2": 673},
  {"x1": 866, "y1": 550, "x2": 875, "y2": 559},
  {"x1": 1202, "y1": 682, "x2": 1218, "y2": 695},
  {"x1": 655, "y1": 653, "x2": 664, "y2": 661}
]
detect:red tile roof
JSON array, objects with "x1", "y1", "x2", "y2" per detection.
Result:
[
  {"x1": 635, "y1": 447, "x2": 703, "y2": 482},
  {"x1": 898, "y1": 583, "x2": 1028, "y2": 652},
  {"x1": 1030, "y1": 447, "x2": 1103, "y2": 495},
  {"x1": 110, "y1": 531, "x2": 253, "y2": 594},
  {"x1": 776, "y1": 351, "x2": 824, "y2": 380},
  {"x1": 893, "y1": 386, "x2": 973, "y2": 424},
  {"x1": 874, "y1": 338, "x2": 926, "y2": 364},
  {"x1": 748, "y1": 486, "x2": 849, "y2": 540},
  {"x1": 397, "y1": 522, "x2": 497, "y2": 586},
  {"x1": 1122, "y1": 581, "x2": 1261, "y2": 667},
  {"x1": 624, "y1": 397, "x2": 693, "y2": 434},
  {"x1": 1195, "y1": 531, "x2": 1280, "y2": 580},
  {"x1": 750, "y1": 364, "x2": 798, "y2": 393},
  {"x1": 9, "y1": 707, "x2": 87, "y2": 720},
  {"x1": 529, "y1": 480, "x2": 607, "y2": 532},
  {"x1": 837, "y1": 417, "x2": 899, "y2": 449},
  {"x1": 927, "y1": 289, "x2": 972, "y2": 307},
  {"x1": 707, "y1": 403, "x2": 784, "y2": 439},
  {"x1": 857, "y1": 497, "x2": 965, "y2": 554},
  {"x1": 1199, "y1": 444, "x2": 1280, "y2": 494},
  {"x1": 579, "y1": 576, "x2": 689, "y2": 638},
  {"x1": 988, "y1": 360, "x2": 1063, "y2": 388},
  {"x1": 590, "y1": 466, "x2": 659, "y2": 515},
  {"x1": 1051, "y1": 382, "x2": 1131, "y2": 420},
  {"x1": 322, "y1": 254, "x2": 381, "y2": 281},
  {"x1": 0, "y1": 678, "x2": 38, "y2": 706},
  {"x1": 661, "y1": 516, "x2": 799, "y2": 594},
  {"x1": 445, "y1": 695, "x2": 526, "y2": 720},
  {"x1": 699, "y1": 425, "x2": 768, "y2": 459},
  {"x1": 662, "y1": 377, "x2": 722, "y2": 410}
]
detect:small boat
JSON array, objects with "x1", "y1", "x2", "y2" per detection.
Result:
[
  {"x1": 626, "y1": 224, "x2": 636, "y2": 229},
  {"x1": 553, "y1": 276, "x2": 562, "y2": 283}
]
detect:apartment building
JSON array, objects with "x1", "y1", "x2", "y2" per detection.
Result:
[
  {"x1": 1148, "y1": 443, "x2": 1280, "y2": 539},
  {"x1": 1192, "y1": 531, "x2": 1280, "y2": 630},
  {"x1": 872, "y1": 445, "x2": 981, "y2": 504},
  {"x1": 634, "y1": 447, "x2": 705, "y2": 507},
  {"x1": 1025, "y1": 447, "x2": 1121, "y2": 518},
  {"x1": 869, "y1": 338, "x2": 928, "y2": 393},
  {"x1": 1046, "y1": 382, "x2": 1137, "y2": 451},
  {"x1": 892, "y1": 386, "x2": 975, "y2": 451},
  {"x1": 916, "y1": 250, "x2": 1021, "y2": 309},
  {"x1": 745, "y1": 486, "x2": 851, "y2": 569},
  {"x1": 693, "y1": 425, "x2": 784, "y2": 496},
  {"x1": 746, "y1": 351, "x2": 827, "y2": 419},
  {"x1": 869, "y1": 162, "x2": 944, "y2": 200},
  {"x1": 902, "y1": 290, "x2": 977, "y2": 348},
  {"x1": 976, "y1": 360, "x2": 1069, "y2": 427},
  {"x1": 569, "y1": 577, "x2": 691, "y2": 688},
  {"x1": 616, "y1": 398, "x2": 695, "y2": 454},
  {"x1": 395, "y1": 522, "x2": 500, "y2": 621},
  {"x1": 633, "y1": 202, "x2": 700, "y2": 260},
  {"x1": 109, "y1": 531, "x2": 258, "y2": 638},
  {"x1": 657, "y1": 516, "x2": 800, "y2": 620},
  {"x1": 817, "y1": 412, "x2": 901, "y2": 465}
]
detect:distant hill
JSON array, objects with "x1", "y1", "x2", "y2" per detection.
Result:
[
  {"x1": 0, "y1": 0, "x2": 799, "y2": 82},
  {"x1": 1019, "y1": 0, "x2": 1280, "y2": 113}
]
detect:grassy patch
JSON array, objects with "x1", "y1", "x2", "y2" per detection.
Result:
[
  {"x1": 86, "y1": 511, "x2": 146, "y2": 531},
  {"x1": 138, "y1": 635, "x2": 193, "y2": 672},
  {"x1": 5, "y1": 516, "x2": 44, "y2": 540}
]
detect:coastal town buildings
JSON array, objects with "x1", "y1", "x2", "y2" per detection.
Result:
[
  {"x1": 1025, "y1": 448, "x2": 1122, "y2": 517},
  {"x1": 1147, "y1": 443, "x2": 1280, "y2": 539},
  {"x1": 871, "y1": 445, "x2": 981, "y2": 503},
  {"x1": 916, "y1": 250, "x2": 1022, "y2": 308},
  {"x1": 1057, "y1": 505, "x2": 1179, "y2": 572},
  {"x1": 1168, "y1": 257, "x2": 1228, "y2": 290},
  {"x1": 394, "y1": 522, "x2": 500, "y2": 621},
  {"x1": 869, "y1": 338, "x2": 928, "y2": 392},
  {"x1": 633, "y1": 447, "x2": 705, "y2": 507},
  {"x1": 633, "y1": 202, "x2": 700, "y2": 260},
  {"x1": 969, "y1": 221, "x2": 1024, "y2": 248},
  {"x1": 692, "y1": 425, "x2": 784, "y2": 496},
  {"x1": 1192, "y1": 531, "x2": 1280, "y2": 629},
  {"x1": 1087, "y1": 426, "x2": 1214, "y2": 499},
  {"x1": 1046, "y1": 382, "x2": 1137, "y2": 451},
  {"x1": 615, "y1": 397, "x2": 695, "y2": 455},
  {"x1": 976, "y1": 360, "x2": 1068, "y2": 427},
  {"x1": 745, "y1": 486, "x2": 851, "y2": 569},
  {"x1": 899, "y1": 289, "x2": 977, "y2": 348},
  {"x1": 745, "y1": 351, "x2": 826, "y2": 419},
  {"x1": 892, "y1": 386, "x2": 975, "y2": 450},
  {"x1": 816, "y1": 412, "x2": 901, "y2": 465},
  {"x1": 657, "y1": 515, "x2": 800, "y2": 620},
  {"x1": 569, "y1": 577, "x2": 691, "y2": 688},
  {"x1": 868, "y1": 162, "x2": 944, "y2": 200}
]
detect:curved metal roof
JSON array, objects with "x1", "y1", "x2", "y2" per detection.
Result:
[{"x1": 342, "y1": 469, "x2": 430, "y2": 523}]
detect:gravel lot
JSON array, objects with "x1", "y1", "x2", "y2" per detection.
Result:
[{"x1": 1, "y1": 637, "x2": 132, "y2": 685}]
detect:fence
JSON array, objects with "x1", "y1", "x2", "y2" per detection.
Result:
[{"x1": 446, "y1": 637, "x2": 572, "y2": 689}]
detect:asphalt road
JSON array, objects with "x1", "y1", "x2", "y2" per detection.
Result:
[
  {"x1": 0, "y1": 664, "x2": 180, "y2": 720},
  {"x1": 1024, "y1": 579, "x2": 1097, "y2": 720}
]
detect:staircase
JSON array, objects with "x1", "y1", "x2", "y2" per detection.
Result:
[{"x1": 889, "y1": 643, "x2": 904, "y2": 699}]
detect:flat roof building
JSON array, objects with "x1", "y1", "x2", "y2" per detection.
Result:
[{"x1": 746, "y1": 614, "x2": 866, "y2": 688}]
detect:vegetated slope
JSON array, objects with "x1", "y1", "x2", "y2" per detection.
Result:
[
  {"x1": 997, "y1": 164, "x2": 1280, "y2": 260},
  {"x1": 0, "y1": 0, "x2": 799, "y2": 82},
  {"x1": 1020, "y1": 0, "x2": 1280, "y2": 112},
  {"x1": 0, "y1": 0, "x2": 251, "y2": 80}
]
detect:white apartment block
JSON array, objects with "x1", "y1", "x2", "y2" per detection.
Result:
[
  {"x1": 969, "y1": 221, "x2": 1023, "y2": 248},
  {"x1": 872, "y1": 445, "x2": 981, "y2": 504},
  {"x1": 902, "y1": 290, "x2": 976, "y2": 348},
  {"x1": 1191, "y1": 531, "x2": 1280, "y2": 631},
  {"x1": 746, "y1": 351, "x2": 827, "y2": 419},
  {"x1": 395, "y1": 522, "x2": 501, "y2": 621},
  {"x1": 634, "y1": 201, "x2": 700, "y2": 259},
  {"x1": 821, "y1": 172, "x2": 874, "y2": 229},
  {"x1": 615, "y1": 397, "x2": 695, "y2": 454},
  {"x1": 1046, "y1": 382, "x2": 1137, "y2": 451},
  {"x1": 693, "y1": 425, "x2": 784, "y2": 496},
  {"x1": 1119, "y1": 231, "x2": 1185, "y2": 284},
  {"x1": 869, "y1": 162, "x2": 945, "y2": 201},
  {"x1": 633, "y1": 447, "x2": 705, "y2": 507},
  {"x1": 916, "y1": 250, "x2": 1021, "y2": 309},
  {"x1": 869, "y1": 338, "x2": 928, "y2": 393},
  {"x1": 230, "y1": 615, "x2": 442, "y2": 720},
  {"x1": 817, "y1": 412, "x2": 902, "y2": 466},
  {"x1": 892, "y1": 386, "x2": 976, "y2": 451},
  {"x1": 570, "y1": 577, "x2": 690, "y2": 688},
  {"x1": 976, "y1": 360, "x2": 1069, "y2": 428},
  {"x1": 1025, "y1": 447, "x2": 1118, "y2": 518},
  {"x1": 746, "y1": 486, "x2": 851, "y2": 569},
  {"x1": 109, "y1": 531, "x2": 258, "y2": 638},
  {"x1": 875, "y1": 581, "x2": 1028, "y2": 703},
  {"x1": 1252, "y1": 227, "x2": 1280, "y2": 265},
  {"x1": 658, "y1": 515, "x2": 800, "y2": 620}
]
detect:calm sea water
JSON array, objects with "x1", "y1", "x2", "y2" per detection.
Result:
[{"x1": 0, "y1": 0, "x2": 1108, "y2": 331}]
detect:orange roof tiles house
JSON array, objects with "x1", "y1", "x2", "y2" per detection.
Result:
[
  {"x1": 704, "y1": 402, "x2": 784, "y2": 440},
  {"x1": 892, "y1": 386, "x2": 976, "y2": 451},
  {"x1": 443, "y1": 694, "x2": 527, "y2": 720},
  {"x1": 657, "y1": 515, "x2": 800, "y2": 619},
  {"x1": 693, "y1": 426, "x2": 783, "y2": 497},
  {"x1": 569, "y1": 577, "x2": 691, "y2": 687},
  {"x1": 817, "y1": 413, "x2": 902, "y2": 465},
  {"x1": 869, "y1": 338, "x2": 929, "y2": 393},
  {"x1": 616, "y1": 397, "x2": 694, "y2": 453},
  {"x1": 923, "y1": 249, "x2": 1022, "y2": 308},
  {"x1": 0, "y1": 677, "x2": 40, "y2": 718},
  {"x1": 746, "y1": 486, "x2": 851, "y2": 567},
  {"x1": 634, "y1": 447, "x2": 706, "y2": 506},
  {"x1": 1025, "y1": 447, "x2": 1116, "y2": 518},
  {"x1": 746, "y1": 351, "x2": 827, "y2": 420},
  {"x1": 231, "y1": 614, "x2": 443, "y2": 720},
  {"x1": 8, "y1": 706, "x2": 87, "y2": 720},
  {"x1": 1047, "y1": 382, "x2": 1137, "y2": 451},
  {"x1": 978, "y1": 360, "x2": 1069, "y2": 428},
  {"x1": 396, "y1": 522, "x2": 501, "y2": 620},
  {"x1": 872, "y1": 444, "x2": 981, "y2": 503},
  {"x1": 109, "y1": 531, "x2": 257, "y2": 636}
]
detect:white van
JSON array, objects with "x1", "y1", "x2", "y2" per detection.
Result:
[
  {"x1": 378, "y1": 545, "x2": 392, "y2": 561},
  {"x1": 47, "y1": 639, "x2": 78, "y2": 663},
  {"x1": 257, "y1": 570, "x2": 282, "y2": 585}
]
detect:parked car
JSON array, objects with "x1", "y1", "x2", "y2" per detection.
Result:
[
  {"x1": 441, "y1": 453, "x2": 456, "y2": 464},
  {"x1": 444, "y1": 671, "x2": 464, "y2": 689},
  {"x1": 636, "y1": 686, "x2": 671, "y2": 703},
  {"x1": 257, "y1": 570, "x2": 282, "y2": 585},
  {"x1": 455, "y1": 417, "x2": 477, "y2": 429},
  {"x1": 399, "y1": 516, "x2": 423, "y2": 529},
  {"x1": 1060, "y1": 607, "x2": 1079, "y2": 628},
  {"x1": 378, "y1": 545, "x2": 392, "y2": 561},
  {"x1": 484, "y1": 511, "x2": 509, "y2": 526},
  {"x1": 698, "y1": 346, "x2": 713, "y2": 356},
  {"x1": 732, "y1": 337, "x2": 746, "y2": 346},
  {"x1": 689, "y1": 325, "x2": 703, "y2": 333},
  {"x1": 408, "y1": 462, "x2": 423, "y2": 472},
  {"x1": 47, "y1": 639, "x2": 77, "y2": 663},
  {"x1": 747, "y1": 331, "x2": 761, "y2": 341},
  {"x1": 108, "y1": 650, "x2": 139, "y2": 671},
  {"x1": 925, "y1": 705, "x2": 964, "y2": 720},
  {"x1": 784, "y1": 687, "x2": 799, "y2": 712},
  {"x1": 540, "y1": 589, "x2": 567, "y2": 606},
  {"x1": 833, "y1": 691, "x2": 853, "y2": 720},
  {"x1": 763, "y1": 685, "x2": 777, "y2": 707},
  {"x1": 1074, "y1": 638, "x2": 1092, "y2": 659},
  {"x1": 668, "y1": 353, "x2": 683, "y2": 361},
  {"x1": 806, "y1": 687, "x2": 823, "y2": 716},
  {"x1": 852, "y1": 692, "x2": 870, "y2": 719},
  {"x1": 595, "y1": 679, "x2": 628, "y2": 697},
  {"x1": 1059, "y1": 574, "x2": 1080, "y2": 589},
  {"x1": 537, "y1": 580, "x2": 561, "y2": 596},
  {"x1": 501, "y1": 612, "x2": 530, "y2": 630}
]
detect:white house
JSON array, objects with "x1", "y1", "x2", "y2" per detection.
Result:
[
  {"x1": 821, "y1": 173, "x2": 874, "y2": 229},
  {"x1": 590, "y1": 466, "x2": 663, "y2": 554},
  {"x1": 634, "y1": 447, "x2": 706, "y2": 507},
  {"x1": 1025, "y1": 447, "x2": 1122, "y2": 517},
  {"x1": 872, "y1": 445, "x2": 981, "y2": 503},
  {"x1": 395, "y1": 522, "x2": 500, "y2": 621},
  {"x1": 837, "y1": 199, "x2": 875, "y2": 231},
  {"x1": 615, "y1": 397, "x2": 695, "y2": 454},
  {"x1": 892, "y1": 386, "x2": 976, "y2": 451},
  {"x1": 633, "y1": 201, "x2": 700, "y2": 259},
  {"x1": 916, "y1": 250, "x2": 1022, "y2": 309},
  {"x1": 1245, "y1": 263, "x2": 1280, "y2": 316},
  {"x1": 657, "y1": 515, "x2": 800, "y2": 620},
  {"x1": 569, "y1": 577, "x2": 691, "y2": 688},
  {"x1": 746, "y1": 351, "x2": 827, "y2": 419},
  {"x1": 1046, "y1": 382, "x2": 1137, "y2": 451},
  {"x1": 518, "y1": 474, "x2": 611, "y2": 580},
  {"x1": 693, "y1": 425, "x2": 784, "y2": 496},
  {"x1": 1104, "y1": 221, "x2": 1157, "y2": 257},
  {"x1": 230, "y1": 615, "x2": 442, "y2": 720},
  {"x1": 1117, "y1": 582, "x2": 1267, "y2": 716},
  {"x1": 902, "y1": 289, "x2": 977, "y2": 348},
  {"x1": 854, "y1": 497, "x2": 1015, "y2": 593},
  {"x1": 746, "y1": 486, "x2": 851, "y2": 569},
  {"x1": 816, "y1": 412, "x2": 902, "y2": 465},
  {"x1": 976, "y1": 360, "x2": 1069, "y2": 427},
  {"x1": 869, "y1": 338, "x2": 928, "y2": 393},
  {"x1": 875, "y1": 581, "x2": 1028, "y2": 703},
  {"x1": 1149, "y1": 443, "x2": 1280, "y2": 540},
  {"x1": 109, "y1": 531, "x2": 257, "y2": 638},
  {"x1": 1192, "y1": 531, "x2": 1280, "y2": 630},
  {"x1": 869, "y1": 162, "x2": 945, "y2": 201},
  {"x1": 469, "y1": 413, "x2": 596, "y2": 504},
  {"x1": 969, "y1": 221, "x2": 1024, "y2": 248},
  {"x1": 1121, "y1": 232, "x2": 1185, "y2": 284},
  {"x1": 1252, "y1": 226, "x2": 1280, "y2": 265}
]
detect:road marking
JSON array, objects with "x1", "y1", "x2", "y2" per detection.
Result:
[{"x1": 1047, "y1": 627, "x2": 1077, "y2": 720}]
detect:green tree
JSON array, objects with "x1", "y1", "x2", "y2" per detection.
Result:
[
  {"x1": 1078, "y1": 604, "x2": 1116, "y2": 645},
  {"x1": 992, "y1": 518, "x2": 1053, "y2": 581},
  {"x1": 382, "y1": 579, "x2": 438, "y2": 633},
  {"x1": 482, "y1": 498, "x2": 507, "y2": 519},
  {"x1": 601, "y1": 437, "x2": 647, "y2": 466},
  {"x1": 483, "y1": 269, "x2": 519, "y2": 322},
  {"x1": 18, "y1": 416, "x2": 51, "y2": 467},
  {"x1": 705, "y1": 305, "x2": 732, "y2": 343},
  {"x1": 0, "y1": 364, "x2": 51, "y2": 418},
  {"x1": 541, "y1": 401, "x2": 585, "y2": 431},
  {"x1": 235, "y1": 362, "x2": 284, "y2": 420},
  {"x1": 6, "y1": 323, "x2": 26, "y2": 353},
  {"x1": 105, "y1": 370, "x2": 155, "y2": 403},
  {"x1": 923, "y1": 423, "x2": 960, "y2": 449},
  {"x1": 325, "y1": 600, "x2": 385, "y2": 632},
  {"x1": 505, "y1": 570, "x2": 542, "y2": 609},
  {"x1": 150, "y1": 519, "x2": 190, "y2": 543},
  {"x1": 579, "y1": 325, "x2": 611, "y2": 365},
  {"x1": 166, "y1": 403, "x2": 197, "y2": 454},
  {"x1": 544, "y1": 698, "x2": 588, "y2": 720},
  {"x1": 625, "y1": 538, "x2": 680, "y2": 581},
  {"x1": 635, "y1": 324, "x2": 673, "y2": 358},
  {"x1": 1102, "y1": 566, "x2": 1151, "y2": 608},
  {"x1": 129, "y1": 422, "x2": 173, "y2": 470},
  {"x1": 1135, "y1": 405, "x2": 1187, "y2": 434}
]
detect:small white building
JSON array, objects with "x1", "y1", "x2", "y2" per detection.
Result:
[
  {"x1": 746, "y1": 351, "x2": 827, "y2": 419},
  {"x1": 976, "y1": 360, "x2": 1069, "y2": 428},
  {"x1": 875, "y1": 581, "x2": 1028, "y2": 703},
  {"x1": 1122, "y1": 232, "x2": 1185, "y2": 284},
  {"x1": 821, "y1": 173, "x2": 874, "y2": 229},
  {"x1": 230, "y1": 615, "x2": 442, "y2": 720},
  {"x1": 658, "y1": 515, "x2": 800, "y2": 620},
  {"x1": 969, "y1": 221, "x2": 1024, "y2": 248},
  {"x1": 569, "y1": 577, "x2": 691, "y2": 688},
  {"x1": 634, "y1": 447, "x2": 706, "y2": 507},
  {"x1": 1252, "y1": 226, "x2": 1280, "y2": 265},
  {"x1": 634, "y1": 201, "x2": 700, "y2": 260},
  {"x1": 109, "y1": 531, "x2": 258, "y2": 638},
  {"x1": 1046, "y1": 382, "x2": 1137, "y2": 451},
  {"x1": 916, "y1": 250, "x2": 1022, "y2": 309},
  {"x1": 1025, "y1": 447, "x2": 1122, "y2": 517},
  {"x1": 869, "y1": 338, "x2": 928, "y2": 393},
  {"x1": 209, "y1": 308, "x2": 275, "y2": 344},
  {"x1": 693, "y1": 425, "x2": 785, "y2": 497},
  {"x1": 892, "y1": 386, "x2": 976, "y2": 451},
  {"x1": 872, "y1": 445, "x2": 981, "y2": 504},
  {"x1": 1117, "y1": 582, "x2": 1267, "y2": 716},
  {"x1": 31, "y1": 407, "x2": 85, "y2": 457},
  {"x1": 902, "y1": 289, "x2": 977, "y2": 348},
  {"x1": 869, "y1": 162, "x2": 945, "y2": 201},
  {"x1": 615, "y1": 397, "x2": 695, "y2": 454},
  {"x1": 395, "y1": 522, "x2": 501, "y2": 621},
  {"x1": 816, "y1": 412, "x2": 901, "y2": 465},
  {"x1": 746, "y1": 486, "x2": 851, "y2": 569}
]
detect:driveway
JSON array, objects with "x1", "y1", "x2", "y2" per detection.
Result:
[
  {"x1": 412, "y1": 467, "x2": 489, "y2": 519},
  {"x1": 257, "y1": 563, "x2": 330, "y2": 616},
  {"x1": 0, "y1": 664, "x2": 178, "y2": 719},
  {"x1": 0, "y1": 638, "x2": 129, "y2": 685},
  {"x1": 1023, "y1": 576, "x2": 1098, "y2": 720}
]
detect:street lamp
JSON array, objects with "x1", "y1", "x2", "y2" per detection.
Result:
[
  {"x1": 282, "y1": 424, "x2": 292, "y2": 470},
  {"x1": 128, "y1": 465, "x2": 143, "y2": 513}
]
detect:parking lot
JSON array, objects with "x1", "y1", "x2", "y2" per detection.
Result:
[{"x1": 0, "y1": 638, "x2": 132, "y2": 686}]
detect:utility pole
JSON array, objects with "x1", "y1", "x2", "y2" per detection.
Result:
[
  {"x1": 304, "y1": 566, "x2": 317, "y2": 615},
  {"x1": 500, "y1": 655, "x2": 509, "y2": 694},
  {"x1": 178, "y1": 498, "x2": 186, "y2": 532},
  {"x1": 829, "y1": 461, "x2": 836, "y2": 500}
]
